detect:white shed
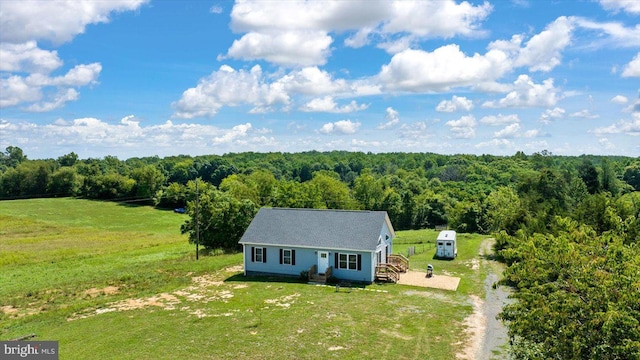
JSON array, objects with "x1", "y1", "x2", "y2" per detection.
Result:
[{"x1": 435, "y1": 230, "x2": 457, "y2": 259}]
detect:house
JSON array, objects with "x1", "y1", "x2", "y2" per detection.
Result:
[
  {"x1": 239, "y1": 207, "x2": 404, "y2": 283},
  {"x1": 435, "y1": 230, "x2": 457, "y2": 259}
]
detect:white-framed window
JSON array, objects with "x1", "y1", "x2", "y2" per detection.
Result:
[
  {"x1": 279, "y1": 249, "x2": 295, "y2": 265},
  {"x1": 337, "y1": 253, "x2": 360, "y2": 271},
  {"x1": 251, "y1": 247, "x2": 267, "y2": 263}
]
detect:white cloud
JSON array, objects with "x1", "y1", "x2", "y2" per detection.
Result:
[
  {"x1": 398, "y1": 121, "x2": 428, "y2": 139},
  {"x1": 482, "y1": 75, "x2": 560, "y2": 108},
  {"x1": 514, "y1": 16, "x2": 574, "y2": 72},
  {"x1": 611, "y1": 95, "x2": 629, "y2": 104},
  {"x1": 570, "y1": 109, "x2": 600, "y2": 119},
  {"x1": 494, "y1": 123, "x2": 520, "y2": 138},
  {"x1": 0, "y1": 0, "x2": 148, "y2": 44},
  {"x1": 25, "y1": 88, "x2": 79, "y2": 112},
  {"x1": 276, "y1": 67, "x2": 349, "y2": 96},
  {"x1": 523, "y1": 129, "x2": 540, "y2": 138},
  {"x1": 226, "y1": 31, "x2": 333, "y2": 67},
  {"x1": 212, "y1": 123, "x2": 252, "y2": 144},
  {"x1": 0, "y1": 116, "x2": 278, "y2": 157},
  {"x1": 227, "y1": 0, "x2": 492, "y2": 67},
  {"x1": 0, "y1": 1, "x2": 140, "y2": 112},
  {"x1": 0, "y1": 41, "x2": 62, "y2": 73},
  {"x1": 0, "y1": 63, "x2": 101, "y2": 110},
  {"x1": 574, "y1": 18, "x2": 640, "y2": 48},
  {"x1": 378, "y1": 107, "x2": 400, "y2": 129},
  {"x1": 209, "y1": 5, "x2": 223, "y2": 14},
  {"x1": 378, "y1": 45, "x2": 510, "y2": 92},
  {"x1": 480, "y1": 114, "x2": 520, "y2": 125},
  {"x1": 622, "y1": 53, "x2": 640, "y2": 77},
  {"x1": 436, "y1": 96, "x2": 474, "y2": 112},
  {"x1": 0, "y1": 75, "x2": 42, "y2": 107},
  {"x1": 475, "y1": 138, "x2": 513, "y2": 149},
  {"x1": 592, "y1": 113, "x2": 640, "y2": 136},
  {"x1": 344, "y1": 27, "x2": 374, "y2": 48},
  {"x1": 598, "y1": 0, "x2": 640, "y2": 14},
  {"x1": 446, "y1": 115, "x2": 476, "y2": 138},
  {"x1": 598, "y1": 137, "x2": 615, "y2": 150},
  {"x1": 540, "y1": 107, "x2": 565, "y2": 123},
  {"x1": 299, "y1": 96, "x2": 368, "y2": 113},
  {"x1": 172, "y1": 65, "x2": 289, "y2": 119},
  {"x1": 381, "y1": 1, "x2": 492, "y2": 38},
  {"x1": 318, "y1": 120, "x2": 361, "y2": 135},
  {"x1": 480, "y1": 114, "x2": 520, "y2": 126}
]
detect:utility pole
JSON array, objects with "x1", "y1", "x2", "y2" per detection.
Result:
[{"x1": 195, "y1": 178, "x2": 199, "y2": 260}]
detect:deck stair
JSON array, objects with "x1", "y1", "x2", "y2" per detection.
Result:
[
  {"x1": 375, "y1": 264, "x2": 400, "y2": 283},
  {"x1": 375, "y1": 254, "x2": 409, "y2": 283},
  {"x1": 387, "y1": 254, "x2": 409, "y2": 272}
]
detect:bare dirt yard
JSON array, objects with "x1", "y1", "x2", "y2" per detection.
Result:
[{"x1": 397, "y1": 270, "x2": 461, "y2": 291}]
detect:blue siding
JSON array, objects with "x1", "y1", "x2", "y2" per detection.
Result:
[
  {"x1": 330, "y1": 250, "x2": 374, "y2": 282},
  {"x1": 244, "y1": 245, "x2": 316, "y2": 277}
]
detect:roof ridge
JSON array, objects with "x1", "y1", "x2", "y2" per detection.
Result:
[{"x1": 265, "y1": 207, "x2": 380, "y2": 213}]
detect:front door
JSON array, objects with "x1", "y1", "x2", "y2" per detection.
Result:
[{"x1": 317, "y1": 251, "x2": 329, "y2": 274}]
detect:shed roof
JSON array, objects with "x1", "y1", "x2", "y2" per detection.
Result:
[{"x1": 239, "y1": 208, "x2": 394, "y2": 251}]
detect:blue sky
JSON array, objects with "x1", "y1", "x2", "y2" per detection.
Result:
[{"x1": 1, "y1": 0, "x2": 639, "y2": 159}]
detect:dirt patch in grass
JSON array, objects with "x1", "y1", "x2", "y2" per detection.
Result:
[
  {"x1": 398, "y1": 270, "x2": 460, "y2": 291},
  {"x1": 264, "y1": 293, "x2": 300, "y2": 308},
  {"x1": 1, "y1": 305, "x2": 40, "y2": 318},
  {"x1": 224, "y1": 265, "x2": 243, "y2": 273},
  {"x1": 83, "y1": 286, "x2": 119, "y2": 298},
  {"x1": 68, "y1": 273, "x2": 242, "y2": 321},
  {"x1": 380, "y1": 328, "x2": 414, "y2": 341}
]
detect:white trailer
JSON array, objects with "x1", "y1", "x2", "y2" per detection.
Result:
[{"x1": 435, "y1": 230, "x2": 457, "y2": 259}]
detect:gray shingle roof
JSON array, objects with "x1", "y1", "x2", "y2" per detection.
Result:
[{"x1": 239, "y1": 208, "x2": 393, "y2": 251}]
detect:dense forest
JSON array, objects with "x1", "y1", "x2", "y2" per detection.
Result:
[{"x1": 1, "y1": 145, "x2": 639, "y2": 358}]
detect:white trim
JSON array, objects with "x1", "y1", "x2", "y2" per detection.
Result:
[
  {"x1": 242, "y1": 244, "x2": 247, "y2": 276},
  {"x1": 282, "y1": 248, "x2": 292, "y2": 265},
  {"x1": 337, "y1": 252, "x2": 358, "y2": 271}
]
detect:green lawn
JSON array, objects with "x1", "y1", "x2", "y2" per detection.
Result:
[{"x1": 1, "y1": 199, "x2": 489, "y2": 359}]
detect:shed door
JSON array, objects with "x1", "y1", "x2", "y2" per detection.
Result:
[
  {"x1": 318, "y1": 251, "x2": 329, "y2": 274},
  {"x1": 445, "y1": 241, "x2": 453, "y2": 258}
]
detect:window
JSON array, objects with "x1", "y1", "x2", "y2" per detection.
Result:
[
  {"x1": 279, "y1": 249, "x2": 295, "y2": 265},
  {"x1": 251, "y1": 247, "x2": 267, "y2": 263},
  {"x1": 335, "y1": 252, "x2": 361, "y2": 271},
  {"x1": 438, "y1": 242, "x2": 443, "y2": 246}
]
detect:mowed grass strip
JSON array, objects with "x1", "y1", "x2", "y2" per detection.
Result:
[{"x1": 1, "y1": 198, "x2": 485, "y2": 359}]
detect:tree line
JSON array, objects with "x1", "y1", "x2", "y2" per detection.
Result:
[
  {"x1": 1, "y1": 145, "x2": 639, "y2": 358},
  {"x1": 1, "y1": 146, "x2": 639, "y2": 238}
]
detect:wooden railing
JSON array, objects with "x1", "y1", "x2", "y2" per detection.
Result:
[
  {"x1": 387, "y1": 254, "x2": 409, "y2": 272},
  {"x1": 375, "y1": 264, "x2": 399, "y2": 283}
]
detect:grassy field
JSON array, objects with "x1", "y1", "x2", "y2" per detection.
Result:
[{"x1": 1, "y1": 199, "x2": 489, "y2": 359}]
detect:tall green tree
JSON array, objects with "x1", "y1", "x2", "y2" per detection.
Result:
[
  {"x1": 131, "y1": 165, "x2": 165, "y2": 199},
  {"x1": 181, "y1": 185, "x2": 257, "y2": 250},
  {"x1": 578, "y1": 158, "x2": 600, "y2": 194}
]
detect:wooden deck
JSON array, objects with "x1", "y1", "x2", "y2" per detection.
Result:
[{"x1": 375, "y1": 254, "x2": 409, "y2": 283}]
